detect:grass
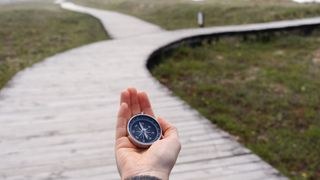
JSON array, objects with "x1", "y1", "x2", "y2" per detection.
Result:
[
  {"x1": 0, "y1": 2, "x2": 108, "y2": 90},
  {"x1": 151, "y1": 30, "x2": 320, "y2": 180},
  {"x1": 72, "y1": 0, "x2": 320, "y2": 30}
]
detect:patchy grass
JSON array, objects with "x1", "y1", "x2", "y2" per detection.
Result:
[
  {"x1": 151, "y1": 30, "x2": 320, "y2": 179},
  {"x1": 72, "y1": 0, "x2": 320, "y2": 30},
  {"x1": 0, "y1": 2, "x2": 108, "y2": 90}
]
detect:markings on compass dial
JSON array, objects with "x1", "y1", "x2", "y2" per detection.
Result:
[{"x1": 129, "y1": 115, "x2": 161, "y2": 144}]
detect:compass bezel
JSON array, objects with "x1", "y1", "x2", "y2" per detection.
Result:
[{"x1": 127, "y1": 113, "x2": 162, "y2": 148}]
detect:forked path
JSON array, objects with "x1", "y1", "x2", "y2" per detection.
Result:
[{"x1": 2, "y1": 1, "x2": 320, "y2": 179}]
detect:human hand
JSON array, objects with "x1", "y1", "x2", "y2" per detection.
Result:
[{"x1": 115, "y1": 88, "x2": 181, "y2": 180}]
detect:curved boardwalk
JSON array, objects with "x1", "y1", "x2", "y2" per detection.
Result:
[{"x1": 2, "y1": 1, "x2": 320, "y2": 179}]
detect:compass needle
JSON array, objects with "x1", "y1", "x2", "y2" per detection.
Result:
[
  {"x1": 144, "y1": 131, "x2": 149, "y2": 139},
  {"x1": 139, "y1": 122, "x2": 144, "y2": 130}
]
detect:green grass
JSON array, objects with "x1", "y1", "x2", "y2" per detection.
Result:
[
  {"x1": 72, "y1": 0, "x2": 320, "y2": 30},
  {"x1": 0, "y1": 2, "x2": 108, "y2": 89},
  {"x1": 151, "y1": 30, "x2": 320, "y2": 179}
]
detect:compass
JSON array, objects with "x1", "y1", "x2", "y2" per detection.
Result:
[{"x1": 127, "y1": 113, "x2": 162, "y2": 148}]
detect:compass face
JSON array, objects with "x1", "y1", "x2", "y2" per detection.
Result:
[{"x1": 127, "y1": 114, "x2": 162, "y2": 148}]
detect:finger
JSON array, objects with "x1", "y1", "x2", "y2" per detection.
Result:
[
  {"x1": 138, "y1": 92, "x2": 154, "y2": 117},
  {"x1": 120, "y1": 90, "x2": 130, "y2": 105},
  {"x1": 128, "y1": 87, "x2": 141, "y2": 115},
  {"x1": 157, "y1": 117, "x2": 179, "y2": 139},
  {"x1": 116, "y1": 103, "x2": 130, "y2": 140},
  {"x1": 120, "y1": 90, "x2": 131, "y2": 115}
]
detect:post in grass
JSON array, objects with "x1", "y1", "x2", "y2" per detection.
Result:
[{"x1": 197, "y1": 11, "x2": 205, "y2": 28}]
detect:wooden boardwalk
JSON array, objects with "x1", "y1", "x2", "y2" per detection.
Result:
[{"x1": 3, "y1": 1, "x2": 320, "y2": 179}]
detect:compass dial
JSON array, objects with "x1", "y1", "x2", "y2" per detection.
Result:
[{"x1": 127, "y1": 114, "x2": 162, "y2": 148}]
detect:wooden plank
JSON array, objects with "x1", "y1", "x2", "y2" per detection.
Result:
[{"x1": 171, "y1": 161, "x2": 277, "y2": 179}]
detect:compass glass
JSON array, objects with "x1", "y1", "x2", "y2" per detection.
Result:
[{"x1": 128, "y1": 114, "x2": 161, "y2": 144}]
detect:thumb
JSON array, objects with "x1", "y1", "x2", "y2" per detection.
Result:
[{"x1": 157, "y1": 117, "x2": 179, "y2": 140}]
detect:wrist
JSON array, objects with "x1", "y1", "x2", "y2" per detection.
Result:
[
  {"x1": 124, "y1": 175, "x2": 162, "y2": 180},
  {"x1": 122, "y1": 169, "x2": 169, "y2": 180}
]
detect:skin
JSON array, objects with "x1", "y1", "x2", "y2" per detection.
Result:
[{"x1": 115, "y1": 88, "x2": 181, "y2": 180}]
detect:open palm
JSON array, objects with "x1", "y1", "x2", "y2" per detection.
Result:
[{"x1": 115, "y1": 88, "x2": 181, "y2": 180}]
